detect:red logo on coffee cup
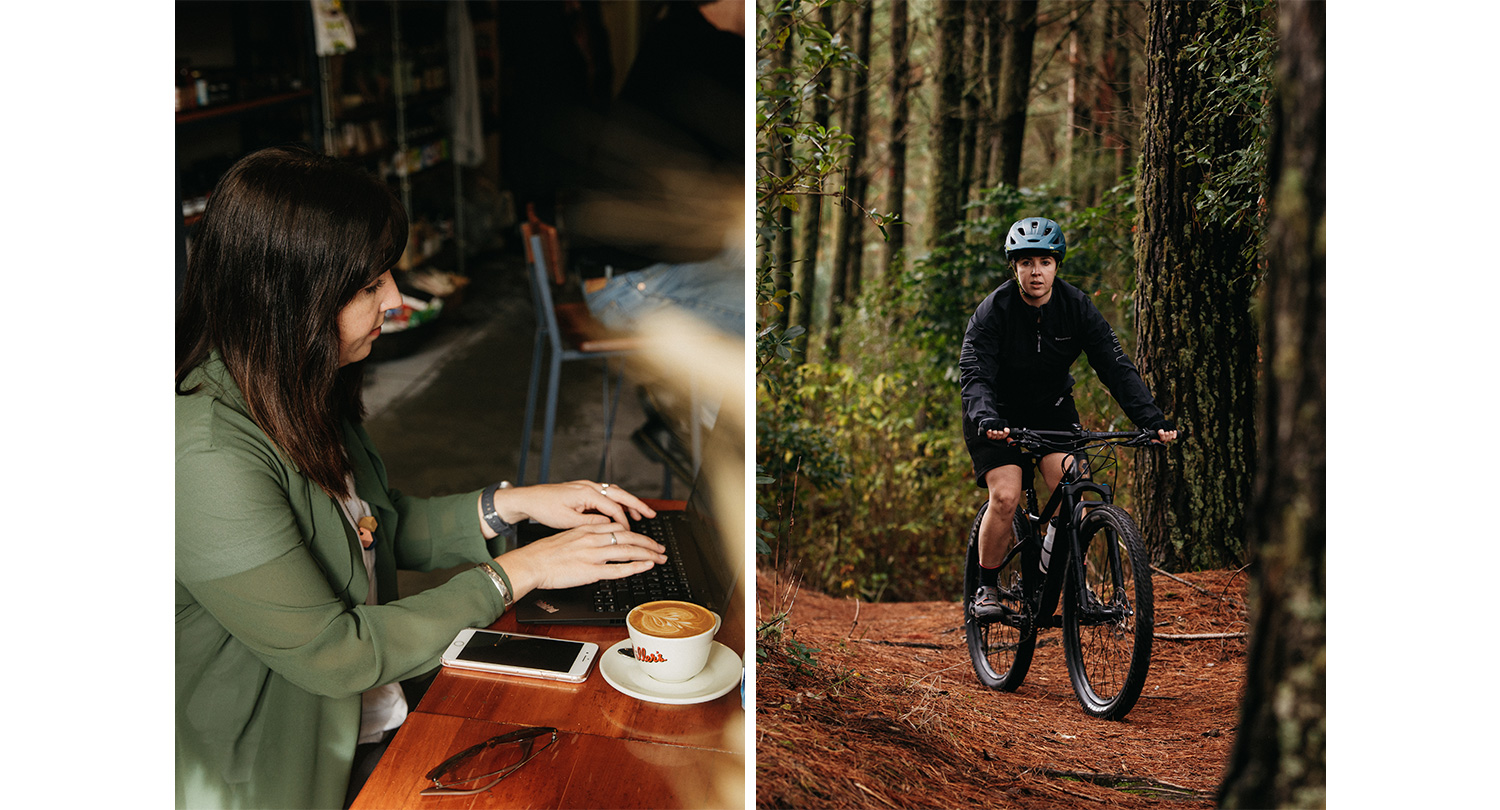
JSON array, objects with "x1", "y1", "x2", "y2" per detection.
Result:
[{"x1": 635, "y1": 647, "x2": 667, "y2": 663}]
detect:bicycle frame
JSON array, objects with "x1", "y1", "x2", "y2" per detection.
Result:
[
  {"x1": 1003, "y1": 429, "x2": 1150, "y2": 629},
  {"x1": 965, "y1": 425, "x2": 1171, "y2": 718}
]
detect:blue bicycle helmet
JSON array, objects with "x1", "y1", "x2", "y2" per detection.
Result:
[{"x1": 1004, "y1": 217, "x2": 1067, "y2": 262}]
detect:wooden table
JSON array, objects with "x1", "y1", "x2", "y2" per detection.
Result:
[{"x1": 351, "y1": 501, "x2": 746, "y2": 809}]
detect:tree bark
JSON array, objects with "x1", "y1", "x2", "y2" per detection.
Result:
[
  {"x1": 792, "y1": 2, "x2": 835, "y2": 347},
  {"x1": 1099, "y1": 2, "x2": 1135, "y2": 181},
  {"x1": 845, "y1": 0, "x2": 873, "y2": 302},
  {"x1": 771, "y1": 10, "x2": 795, "y2": 333},
  {"x1": 1132, "y1": 0, "x2": 1261, "y2": 571},
  {"x1": 1067, "y1": 13, "x2": 1102, "y2": 205},
  {"x1": 927, "y1": 0, "x2": 967, "y2": 250},
  {"x1": 979, "y1": 1, "x2": 1003, "y2": 216},
  {"x1": 994, "y1": 0, "x2": 1038, "y2": 189},
  {"x1": 885, "y1": 0, "x2": 909, "y2": 280},
  {"x1": 1219, "y1": 1, "x2": 1326, "y2": 806},
  {"x1": 958, "y1": 0, "x2": 983, "y2": 216},
  {"x1": 827, "y1": 0, "x2": 871, "y2": 358}
]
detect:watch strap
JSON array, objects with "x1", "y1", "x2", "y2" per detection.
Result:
[{"x1": 481, "y1": 481, "x2": 514, "y2": 536}]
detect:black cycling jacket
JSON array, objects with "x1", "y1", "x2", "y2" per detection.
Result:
[{"x1": 959, "y1": 278, "x2": 1169, "y2": 435}]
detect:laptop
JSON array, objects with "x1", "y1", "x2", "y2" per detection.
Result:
[{"x1": 514, "y1": 473, "x2": 738, "y2": 625}]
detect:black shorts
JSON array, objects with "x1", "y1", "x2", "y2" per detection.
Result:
[{"x1": 962, "y1": 394, "x2": 1081, "y2": 488}]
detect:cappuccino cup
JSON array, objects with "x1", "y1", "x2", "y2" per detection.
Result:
[{"x1": 626, "y1": 600, "x2": 721, "y2": 683}]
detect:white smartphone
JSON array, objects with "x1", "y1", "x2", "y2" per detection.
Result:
[{"x1": 440, "y1": 629, "x2": 598, "y2": 683}]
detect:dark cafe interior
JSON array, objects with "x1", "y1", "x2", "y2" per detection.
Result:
[{"x1": 175, "y1": 2, "x2": 747, "y2": 808}]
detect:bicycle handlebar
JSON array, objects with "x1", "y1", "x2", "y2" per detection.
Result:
[{"x1": 1001, "y1": 426, "x2": 1185, "y2": 450}]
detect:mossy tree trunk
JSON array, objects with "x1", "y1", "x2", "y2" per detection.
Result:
[
  {"x1": 1133, "y1": 0, "x2": 1261, "y2": 570},
  {"x1": 1219, "y1": 1, "x2": 1326, "y2": 806}
]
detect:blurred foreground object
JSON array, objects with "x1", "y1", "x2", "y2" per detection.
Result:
[{"x1": 631, "y1": 310, "x2": 746, "y2": 806}]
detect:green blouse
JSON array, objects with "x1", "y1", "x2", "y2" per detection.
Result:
[{"x1": 175, "y1": 357, "x2": 505, "y2": 809}]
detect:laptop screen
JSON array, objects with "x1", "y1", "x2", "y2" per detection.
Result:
[{"x1": 684, "y1": 471, "x2": 737, "y2": 606}]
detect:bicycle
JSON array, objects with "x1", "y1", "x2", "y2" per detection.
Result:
[{"x1": 963, "y1": 426, "x2": 1167, "y2": 720}]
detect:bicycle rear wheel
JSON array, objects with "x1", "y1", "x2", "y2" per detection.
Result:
[
  {"x1": 964, "y1": 502, "x2": 1037, "y2": 691},
  {"x1": 1061, "y1": 504, "x2": 1154, "y2": 720}
]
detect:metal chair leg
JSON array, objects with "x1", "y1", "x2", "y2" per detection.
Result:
[
  {"x1": 518, "y1": 328, "x2": 546, "y2": 485},
  {"x1": 597, "y1": 360, "x2": 624, "y2": 482},
  {"x1": 539, "y1": 351, "x2": 563, "y2": 484}
]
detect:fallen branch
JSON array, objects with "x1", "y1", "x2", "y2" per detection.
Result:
[
  {"x1": 1046, "y1": 782, "x2": 1107, "y2": 804},
  {"x1": 852, "y1": 638, "x2": 951, "y2": 650},
  {"x1": 1036, "y1": 768, "x2": 1210, "y2": 799},
  {"x1": 1154, "y1": 631, "x2": 1247, "y2": 641},
  {"x1": 1151, "y1": 565, "x2": 1246, "y2": 610}
]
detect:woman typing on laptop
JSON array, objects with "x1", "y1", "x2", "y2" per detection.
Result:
[{"x1": 175, "y1": 147, "x2": 668, "y2": 810}]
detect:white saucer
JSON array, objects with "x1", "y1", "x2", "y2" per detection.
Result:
[{"x1": 599, "y1": 639, "x2": 742, "y2": 705}]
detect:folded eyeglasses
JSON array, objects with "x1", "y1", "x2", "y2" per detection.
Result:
[{"x1": 420, "y1": 726, "x2": 558, "y2": 797}]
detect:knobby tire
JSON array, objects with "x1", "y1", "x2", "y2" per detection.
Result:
[
  {"x1": 964, "y1": 502, "x2": 1037, "y2": 691},
  {"x1": 1061, "y1": 504, "x2": 1154, "y2": 720}
]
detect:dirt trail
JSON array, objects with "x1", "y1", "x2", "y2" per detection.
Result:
[{"x1": 755, "y1": 568, "x2": 1249, "y2": 809}]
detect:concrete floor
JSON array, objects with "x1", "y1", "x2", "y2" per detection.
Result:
[{"x1": 360, "y1": 248, "x2": 676, "y2": 594}]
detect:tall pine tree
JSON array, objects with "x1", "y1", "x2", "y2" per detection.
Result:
[
  {"x1": 1220, "y1": 1, "x2": 1325, "y2": 804},
  {"x1": 1133, "y1": 0, "x2": 1267, "y2": 570}
]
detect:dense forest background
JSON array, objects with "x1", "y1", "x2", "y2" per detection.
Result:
[
  {"x1": 753, "y1": 0, "x2": 1325, "y2": 802},
  {"x1": 756, "y1": 0, "x2": 1281, "y2": 602}
]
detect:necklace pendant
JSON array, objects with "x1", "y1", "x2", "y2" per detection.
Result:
[{"x1": 357, "y1": 515, "x2": 378, "y2": 549}]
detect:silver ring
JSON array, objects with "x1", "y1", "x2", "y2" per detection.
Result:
[{"x1": 609, "y1": 532, "x2": 618, "y2": 545}]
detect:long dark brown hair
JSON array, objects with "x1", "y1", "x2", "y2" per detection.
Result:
[{"x1": 176, "y1": 146, "x2": 408, "y2": 499}]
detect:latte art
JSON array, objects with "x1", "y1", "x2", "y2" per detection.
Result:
[{"x1": 627, "y1": 601, "x2": 716, "y2": 639}]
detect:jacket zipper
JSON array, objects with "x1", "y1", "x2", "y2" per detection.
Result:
[{"x1": 1036, "y1": 308, "x2": 1042, "y2": 353}]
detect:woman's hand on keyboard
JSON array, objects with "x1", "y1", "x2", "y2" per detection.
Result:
[
  {"x1": 496, "y1": 522, "x2": 668, "y2": 596},
  {"x1": 492, "y1": 480, "x2": 658, "y2": 530}
]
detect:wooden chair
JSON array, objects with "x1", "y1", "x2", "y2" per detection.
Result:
[{"x1": 517, "y1": 205, "x2": 644, "y2": 486}]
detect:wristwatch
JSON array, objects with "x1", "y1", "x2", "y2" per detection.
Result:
[{"x1": 481, "y1": 480, "x2": 514, "y2": 536}]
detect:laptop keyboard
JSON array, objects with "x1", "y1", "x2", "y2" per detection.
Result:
[{"x1": 592, "y1": 516, "x2": 693, "y2": 613}]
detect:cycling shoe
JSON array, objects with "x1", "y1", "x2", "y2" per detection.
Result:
[{"x1": 971, "y1": 585, "x2": 1021, "y2": 624}]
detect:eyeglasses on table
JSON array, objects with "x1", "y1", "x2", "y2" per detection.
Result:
[{"x1": 420, "y1": 725, "x2": 559, "y2": 797}]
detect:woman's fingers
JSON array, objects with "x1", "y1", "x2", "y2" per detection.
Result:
[
  {"x1": 607, "y1": 486, "x2": 657, "y2": 520},
  {"x1": 588, "y1": 481, "x2": 657, "y2": 523},
  {"x1": 500, "y1": 523, "x2": 664, "y2": 594},
  {"x1": 584, "y1": 523, "x2": 665, "y2": 556},
  {"x1": 589, "y1": 559, "x2": 658, "y2": 580}
]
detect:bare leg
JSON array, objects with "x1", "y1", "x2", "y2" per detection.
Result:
[
  {"x1": 977, "y1": 465, "x2": 1024, "y2": 569},
  {"x1": 979, "y1": 453, "x2": 1071, "y2": 569},
  {"x1": 1040, "y1": 452, "x2": 1068, "y2": 493}
]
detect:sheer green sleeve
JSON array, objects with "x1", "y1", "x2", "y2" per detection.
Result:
[
  {"x1": 344, "y1": 422, "x2": 502, "y2": 571},
  {"x1": 178, "y1": 411, "x2": 506, "y2": 698}
]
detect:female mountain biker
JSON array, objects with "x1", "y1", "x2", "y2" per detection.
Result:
[{"x1": 959, "y1": 216, "x2": 1177, "y2": 621}]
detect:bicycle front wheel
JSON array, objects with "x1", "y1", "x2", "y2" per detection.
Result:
[
  {"x1": 1061, "y1": 504, "x2": 1154, "y2": 720},
  {"x1": 964, "y1": 502, "x2": 1037, "y2": 691}
]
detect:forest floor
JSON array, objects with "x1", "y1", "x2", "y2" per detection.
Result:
[{"x1": 754, "y1": 567, "x2": 1250, "y2": 809}]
